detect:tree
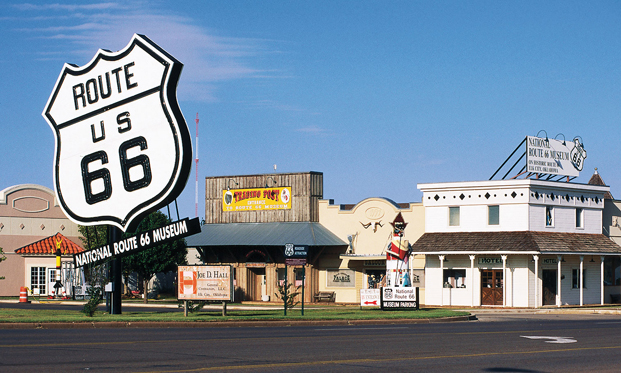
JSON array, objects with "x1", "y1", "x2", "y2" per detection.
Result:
[
  {"x1": 78, "y1": 225, "x2": 109, "y2": 289},
  {"x1": 122, "y1": 211, "x2": 187, "y2": 303},
  {"x1": 0, "y1": 247, "x2": 6, "y2": 280}
]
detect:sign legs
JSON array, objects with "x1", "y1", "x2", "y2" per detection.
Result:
[{"x1": 109, "y1": 226, "x2": 123, "y2": 315}]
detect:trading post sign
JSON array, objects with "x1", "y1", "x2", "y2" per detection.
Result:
[
  {"x1": 177, "y1": 265, "x2": 233, "y2": 302},
  {"x1": 73, "y1": 217, "x2": 201, "y2": 268},
  {"x1": 43, "y1": 34, "x2": 192, "y2": 231}
]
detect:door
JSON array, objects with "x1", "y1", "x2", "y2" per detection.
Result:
[
  {"x1": 542, "y1": 269, "x2": 557, "y2": 306},
  {"x1": 247, "y1": 268, "x2": 266, "y2": 301},
  {"x1": 481, "y1": 270, "x2": 503, "y2": 306}
]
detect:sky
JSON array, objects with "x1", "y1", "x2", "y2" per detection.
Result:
[{"x1": 1, "y1": 1, "x2": 621, "y2": 224}]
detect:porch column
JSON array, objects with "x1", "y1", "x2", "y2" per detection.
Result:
[
  {"x1": 601, "y1": 256, "x2": 605, "y2": 305},
  {"x1": 557, "y1": 255, "x2": 563, "y2": 307},
  {"x1": 580, "y1": 255, "x2": 584, "y2": 307},
  {"x1": 501, "y1": 255, "x2": 507, "y2": 307},
  {"x1": 533, "y1": 255, "x2": 539, "y2": 308},
  {"x1": 439, "y1": 255, "x2": 445, "y2": 307},
  {"x1": 469, "y1": 255, "x2": 476, "y2": 307}
]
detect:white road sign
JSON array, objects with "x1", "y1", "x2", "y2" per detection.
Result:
[{"x1": 43, "y1": 34, "x2": 192, "y2": 231}]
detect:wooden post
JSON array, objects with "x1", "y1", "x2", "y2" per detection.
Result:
[
  {"x1": 222, "y1": 301, "x2": 227, "y2": 316},
  {"x1": 184, "y1": 300, "x2": 188, "y2": 317}
]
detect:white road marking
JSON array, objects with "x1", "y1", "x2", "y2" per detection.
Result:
[{"x1": 520, "y1": 336, "x2": 577, "y2": 344}]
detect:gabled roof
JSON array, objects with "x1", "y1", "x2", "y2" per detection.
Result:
[
  {"x1": 588, "y1": 168, "x2": 613, "y2": 199},
  {"x1": 411, "y1": 231, "x2": 621, "y2": 255},
  {"x1": 15, "y1": 232, "x2": 85, "y2": 255},
  {"x1": 186, "y1": 222, "x2": 347, "y2": 247}
]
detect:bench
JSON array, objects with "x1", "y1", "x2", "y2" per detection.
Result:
[{"x1": 314, "y1": 291, "x2": 336, "y2": 302}]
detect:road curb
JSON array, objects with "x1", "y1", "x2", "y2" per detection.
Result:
[{"x1": 0, "y1": 315, "x2": 476, "y2": 329}]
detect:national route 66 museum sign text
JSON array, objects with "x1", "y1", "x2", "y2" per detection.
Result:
[{"x1": 42, "y1": 34, "x2": 192, "y2": 231}]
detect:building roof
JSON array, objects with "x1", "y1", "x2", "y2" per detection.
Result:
[
  {"x1": 587, "y1": 168, "x2": 614, "y2": 199},
  {"x1": 186, "y1": 222, "x2": 347, "y2": 247},
  {"x1": 14, "y1": 232, "x2": 85, "y2": 255},
  {"x1": 411, "y1": 231, "x2": 621, "y2": 255}
]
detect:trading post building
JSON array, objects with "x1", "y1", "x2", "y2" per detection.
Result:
[{"x1": 186, "y1": 172, "x2": 427, "y2": 303}]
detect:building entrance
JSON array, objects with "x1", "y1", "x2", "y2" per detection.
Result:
[
  {"x1": 247, "y1": 267, "x2": 266, "y2": 301},
  {"x1": 542, "y1": 269, "x2": 557, "y2": 306},
  {"x1": 481, "y1": 270, "x2": 503, "y2": 305}
]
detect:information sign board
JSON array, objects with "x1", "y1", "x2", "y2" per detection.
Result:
[
  {"x1": 380, "y1": 287, "x2": 419, "y2": 310},
  {"x1": 177, "y1": 265, "x2": 233, "y2": 302},
  {"x1": 360, "y1": 288, "x2": 380, "y2": 307},
  {"x1": 526, "y1": 136, "x2": 586, "y2": 177},
  {"x1": 284, "y1": 243, "x2": 308, "y2": 266}
]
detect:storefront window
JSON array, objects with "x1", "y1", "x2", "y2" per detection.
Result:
[
  {"x1": 449, "y1": 207, "x2": 460, "y2": 226},
  {"x1": 572, "y1": 268, "x2": 586, "y2": 289},
  {"x1": 443, "y1": 269, "x2": 466, "y2": 288},
  {"x1": 277, "y1": 268, "x2": 286, "y2": 286}
]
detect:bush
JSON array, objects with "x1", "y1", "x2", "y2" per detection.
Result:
[
  {"x1": 82, "y1": 286, "x2": 103, "y2": 317},
  {"x1": 275, "y1": 282, "x2": 301, "y2": 311}
]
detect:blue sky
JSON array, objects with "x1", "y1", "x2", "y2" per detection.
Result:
[{"x1": 1, "y1": 1, "x2": 620, "y2": 222}]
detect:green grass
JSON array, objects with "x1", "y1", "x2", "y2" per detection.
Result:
[{"x1": 0, "y1": 306, "x2": 469, "y2": 323}]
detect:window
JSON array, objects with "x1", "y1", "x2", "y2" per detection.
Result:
[
  {"x1": 443, "y1": 269, "x2": 466, "y2": 288},
  {"x1": 576, "y1": 208, "x2": 584, "y2": 228},
  {"x1": 488, "y1": 205, "x2": 499, "y2": 225},
  {"x1": 30, "y1": 267, "x2": 46, "y2": 295},
  {"x1": 449, "y1": 206, "x2": 460, "y2": 226},
  {"x1": 572, "y1": 268, "x2": 586, "y2": 289},
  {"x1": 545, "y1": 206, "x2": 554, "y2": 227}
]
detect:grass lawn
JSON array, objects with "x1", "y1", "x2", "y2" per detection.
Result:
[{"x1": 0, "y1": 305, "x2": 469, "y2": 323}]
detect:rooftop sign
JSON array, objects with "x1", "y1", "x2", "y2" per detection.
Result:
[
  {"x1": 526, "y1": 136, "x2": 586, "y2": 178},
  {"x1": 43, "y1": 34, "x2": 192, "y2": 231}
]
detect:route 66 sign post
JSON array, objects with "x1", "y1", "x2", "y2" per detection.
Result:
[
  {"x1": 284, "y1": 244, "x2": 308, "y2": 316},
  {"x1": 43, "y1": 34, "x2": 197, "y2": 314}
]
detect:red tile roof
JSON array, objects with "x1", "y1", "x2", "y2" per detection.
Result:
[{"x1": 14, "y1": 233, "x2": 85, "y2": 255}]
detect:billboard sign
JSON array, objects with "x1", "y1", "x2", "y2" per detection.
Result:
[
  {"x1": 223, "y1": 187, "x2": 291, "y2": 212},
  {"x1": 177, "y1": 265, "x2": 233, "y2": 302},
  {"x1": 43, "y1": 34, "x2": 192, "y2": 231},
  {"x1": 526, "y1": 136, "x2": 586, "y2": 177}
]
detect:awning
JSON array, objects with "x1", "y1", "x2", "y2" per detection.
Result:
[
  {"x1": 186, "y1": 222, "x2": 348, "y2": 247},
  {"x1": 410, "y1": 231, "x2": 621, "y2": 256},
  {"x1": 339, "y1": 254, "x2": 385, "y2": 261}
]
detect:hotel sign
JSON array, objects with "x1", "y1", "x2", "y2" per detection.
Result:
[
  {"x1": 526, "y1": 136, "x2": 586, "y2": 177},
  {"x1": 223, "y1": 187, "x2": 291, "y2": 212}
]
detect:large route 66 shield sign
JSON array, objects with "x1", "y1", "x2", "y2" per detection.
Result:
[{"x1": 42, "y1": 34, "x2": 192, "y2": 231}]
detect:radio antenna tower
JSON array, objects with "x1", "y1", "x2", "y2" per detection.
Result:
[{"x1": 195, "y1": 113, "x2": 199, "y2": 218}]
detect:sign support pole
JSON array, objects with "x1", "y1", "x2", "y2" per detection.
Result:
[
  {"x1": 108, "y1": 226, "x2": 123, "y2": 315},
  {"x1": 301, "y1": 266, "x2": 305, "y2": 316},
  {"x1": 284, "y1": 263, "x2": 287, "y2": 316}
]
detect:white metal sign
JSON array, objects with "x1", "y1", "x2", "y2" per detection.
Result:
[
  {"x1": 360, "y1": 288, "x2": 380, "y2": 307},
  {"x1": 43, "y1": 34, "x2": 192, "y2": 231},
  {"x1": 526, "y1": 136, "x2": 586, "y2": 177}
]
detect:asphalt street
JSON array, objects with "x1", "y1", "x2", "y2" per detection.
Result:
[{"x1": 2, "y1": 310, "x2": 621, "y2": 372}]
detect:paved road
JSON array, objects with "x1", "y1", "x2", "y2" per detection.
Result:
[{"x1": 3, "y1": 313, "x2": 621, "y2": 372}]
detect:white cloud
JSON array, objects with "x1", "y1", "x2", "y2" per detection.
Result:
[{"x1": 14, "y1": 2, "x2": 284, "y2": 103}]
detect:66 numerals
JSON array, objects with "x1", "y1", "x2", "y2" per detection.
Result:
[{"x1": 81, "y1": 136, "x2": 152, "y2": 205}]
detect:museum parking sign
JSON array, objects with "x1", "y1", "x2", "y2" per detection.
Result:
[{"x1": 42, "y1": 34, "x2": 192, "y2": 231}]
